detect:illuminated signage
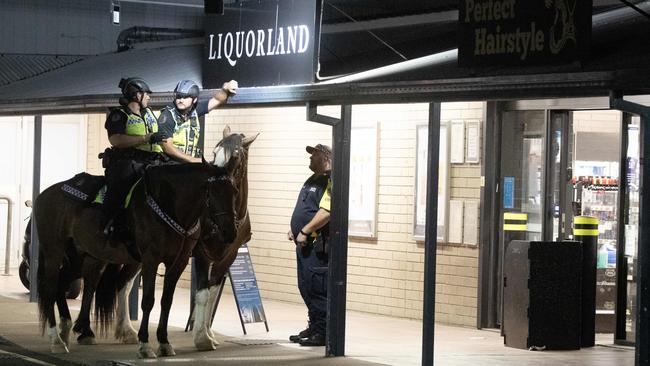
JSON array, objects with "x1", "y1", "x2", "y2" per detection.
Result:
[{"x1": 203, "y1": 0, "x2": 321, "y2": 88}]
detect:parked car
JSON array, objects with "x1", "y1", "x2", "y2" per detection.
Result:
[{"x1": 19, "y1": 200, "x2": 82, "y2": 299}]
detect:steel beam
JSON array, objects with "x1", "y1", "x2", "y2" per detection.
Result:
[
  {"x1": 422, "y1": 102, "x2": 441, "y2": 366},
  {"x1": 325, "y1": 104, "x2": 351, "y2": 357},
  {"x1": 29, "y1": 116, "x2": 42, "y2": 303},
  {"x1": 3, "y1": 70, "x2": 649, "y2": 116}
]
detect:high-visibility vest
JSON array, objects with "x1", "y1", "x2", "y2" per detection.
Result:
[
  {"x1": 165, "y1": 106, "x2": 201, "y2": 157},
  {"x1": 121, "y1": 107, "x2": 163, "y2": 153}
]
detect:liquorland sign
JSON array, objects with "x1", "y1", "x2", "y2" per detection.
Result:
[
  {"x1": 458, "y1": 0, "x2": 592, "y2": 67},
  {"x1": 203, "y1": 0, "x2": 321, "y2": 88}
]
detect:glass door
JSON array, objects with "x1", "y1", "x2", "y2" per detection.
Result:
[
  {"x1": 497, "y1": 110, "x2": 546, "y2": 328},
  {"x1": 616, "y1": 114, "x2": 640, "y2": 345},
  {"x1": 500, "y1": 110, "x2": 546, "y2": 240}
]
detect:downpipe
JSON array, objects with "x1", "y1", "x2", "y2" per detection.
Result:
[{"x1": 0, "y1": 196, "x2": 13, "y2": 275}]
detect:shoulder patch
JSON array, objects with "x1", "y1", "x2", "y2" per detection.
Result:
[{"x1": 111, "y1": 112, "x2": 123, "y2": 122}]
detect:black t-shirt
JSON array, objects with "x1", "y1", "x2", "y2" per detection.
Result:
[
  {"x1": 105, "y1": 108, "x2": 129, "y2": 136},
  {"x1": 157, "y1": 100, "x2": 209, "y2": 139},
  {"x1": 290, "y1": 172, "x2": 331, "y2": 239}
]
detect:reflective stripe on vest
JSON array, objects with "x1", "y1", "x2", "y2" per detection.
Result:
[
  {"x1": 123, "y1": 107, "x2": 163, "y2": 153},
  {"x1": 168, "y1": 107, "x2": 201, "y2": 157}
]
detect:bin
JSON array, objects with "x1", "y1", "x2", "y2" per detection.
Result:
[{"x1": 503, "y1": 240, "x2": 582, "y2": 350}]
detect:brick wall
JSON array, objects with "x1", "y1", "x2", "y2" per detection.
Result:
[{"x1": 202, "y1": 102, "x2": 485, "y2": 326}]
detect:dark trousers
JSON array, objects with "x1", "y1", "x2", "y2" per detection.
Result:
[
  {"x1": 104, "y1": 158, "x2": 146, "y2": 216},
  {"x1": 296, "y1": 244, "x2": 328, "y2": 336}
]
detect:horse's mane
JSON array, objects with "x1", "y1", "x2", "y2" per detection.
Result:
[{"x1": 143, "y1": 163, "x2": 231, "y2": 211}]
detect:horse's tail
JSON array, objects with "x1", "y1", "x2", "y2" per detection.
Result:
[
  {"x1": 94, "y1": 263, "x2": 120, "y2": 336},
  {"x1": 36, "y1": 241, "x2": 48, "y2": 335},
  {"x1": 33, "y1": 204, "x2": 54, "y2": 336}
]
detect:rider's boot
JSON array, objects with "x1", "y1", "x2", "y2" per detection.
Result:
[{"x1": 102, "y1": 216, "x2": 115, "y2": 237}]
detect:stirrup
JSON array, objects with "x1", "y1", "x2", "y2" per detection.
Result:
[{"x1": 103, "y1": 218, "x2": 114, "y2": 236}]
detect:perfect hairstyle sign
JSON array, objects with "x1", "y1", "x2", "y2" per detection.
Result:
[
  {"x1": 203, "y1": 0, "x2": 321, "y2": 88},
  {"x1": 458, "y1": 0, "x2": 592, "y2": 67}
]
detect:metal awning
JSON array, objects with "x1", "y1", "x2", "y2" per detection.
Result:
[
  {"x1": 0, "y1": 43, "x2": 202, "y2": 105},
  {"x1": 0, "y1": 54, "x2": 86, "y2": 87}
]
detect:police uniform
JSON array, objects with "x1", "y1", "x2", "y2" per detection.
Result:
[
  {"x1": 157, "y1": 100, "x2": 209, "y2": 158},
  {"x1": 289, "y1": 171, "x2": 331, "y2": 339},
  {"x1": 104, "y1": 106, "x2": 165, "y2": 216}
]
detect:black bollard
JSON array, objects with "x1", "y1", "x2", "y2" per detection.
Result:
[
  {"x1": 574, "y1": 216, "x2": 599, "y2": 348},
  {"x1": 501, "y1": 212, "x2": 528, "y2": 336}
]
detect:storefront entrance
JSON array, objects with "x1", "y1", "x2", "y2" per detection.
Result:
[{"x1": 486, "y1": 100, "x2": 641, "y2": 346}]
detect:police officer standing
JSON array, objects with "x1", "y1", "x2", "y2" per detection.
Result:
[
  {"x1": 157, "y1": 79, "x2": 238, "y2": 162},
  {"x1": 287, "y1": 144, "x2": 332, "y2": 347},
  {"x1": 103, "y1": 77, "x2": 167, "y2": 236}
]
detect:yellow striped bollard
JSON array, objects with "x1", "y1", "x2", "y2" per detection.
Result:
[
  {"x1": 501, "y1": 212, "x2": 527, "y2": 336},
  {"x1": 574, "y1": 216, "x2": 599, "y2": 348}
]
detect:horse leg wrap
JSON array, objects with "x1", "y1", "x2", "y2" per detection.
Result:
[
  {"x1": 192, "y1": 288, "x2": 216, "y2": 351},
  {"x1": 48, "y1": 325, "x2": 69, "y2": 354}
]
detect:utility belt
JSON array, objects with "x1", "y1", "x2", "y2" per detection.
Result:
[{"x1": 100, "y1": 147, "x2": 168, "y2": 168}]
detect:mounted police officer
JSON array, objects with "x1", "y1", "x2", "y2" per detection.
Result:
[
  {"x1": 157, "y1": 79, "x2": 238, "y2": 162},
  {"x1": 102, "y1": 77, "x2": 167, "y2": 236}
]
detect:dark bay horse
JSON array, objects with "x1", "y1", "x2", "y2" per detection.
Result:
[
  {"x1": 191, "y1": 125, "x2": 258, "y2": 350},
  {"x1": 35, "y1": 162, "x2": 236, "y2": 358}
]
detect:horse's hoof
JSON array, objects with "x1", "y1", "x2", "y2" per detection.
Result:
[
  {"x1": 157, "y1": 343, "x2": 176, "y2": 357},
  {"x1": 115, "y1": 328, "x2": 138, "y2": 344},
  {"x1": 77, "y1": 336, "x2": 97, "y2": 345},
  {"x1": 121, "y1": 333, "x2": 138, "y2": 344},
  {"x1": 59, "y1": 318, "x2": 73, "y2": 346},
  {"x1": 194, "y1": 331, "x2": 217, "y2": 351},
  {"x1": 137, "y1": 343, "x2": 157, "y2": 359},
  {"x1": 50, "y1": 343, "x2": 69, "y2": 354}
]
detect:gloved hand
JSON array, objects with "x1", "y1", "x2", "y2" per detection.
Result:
[
  {"x1": 222, "y1": 80, "x2": 238, "y2": 96},
  {"x1": 148, "y1": 132, "x2": 166, "y2": 144}
]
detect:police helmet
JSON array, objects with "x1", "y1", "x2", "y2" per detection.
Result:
[
  {"x1": 174, "y1": 80, "x2": 200, "y2": 99},
  {"x1": 119, "y1": 77, "x2": 152, "y2": 100}
]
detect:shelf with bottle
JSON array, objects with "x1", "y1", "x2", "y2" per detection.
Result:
[{"x1": 572, "y1": 175, "x2": 619, "y2": 191}]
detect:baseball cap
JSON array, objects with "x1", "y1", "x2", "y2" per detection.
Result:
[{"x1": 306, "y1": 144, "x2": 332, "y2": 158}]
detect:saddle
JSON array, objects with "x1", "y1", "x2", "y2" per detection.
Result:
[
  {"x1": 61, "y1": 173, "x2": 106, "y2": 203},
  {"x1": 61, "y1": 173, "x2": 140, "y2": 208}
]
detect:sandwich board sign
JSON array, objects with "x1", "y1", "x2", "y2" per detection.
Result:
[
  {"x1": 228, "y1": 243, "x2": 269, "y2": 333},
  {"x1": 186, "y1": 242, "x2": 268, "y2": 334}
]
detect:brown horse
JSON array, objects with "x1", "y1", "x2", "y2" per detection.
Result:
[
  {"x1": 191, "y1": 125, "x2": 258, "y2": 350},
  {"x1": 35, "y1": 162, "x2": 236, "y2": 358}
]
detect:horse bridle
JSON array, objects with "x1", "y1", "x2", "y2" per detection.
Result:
[
  {"x1": 203, "y1": 174, "x2": 233, "y2": 238},
  {"x1": 214, "y1": 136, "x2": 248, "y2": 229}
]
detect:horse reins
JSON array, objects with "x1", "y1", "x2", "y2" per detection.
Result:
[
  {"x1": 144, "y1": 170, "x2": 229, "y2": 238},
  {"x1": 204, "y1": 175, "x2": 233, "y2": 236},
  {"x1": 145, "y1": 194, "x2": 201, "y2": 237}
]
